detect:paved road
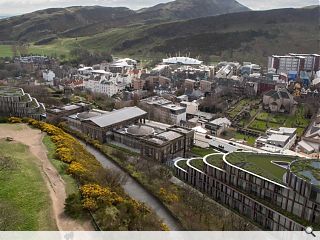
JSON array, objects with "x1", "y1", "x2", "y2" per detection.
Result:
[{"x1": 82, "y1": 142, "x2": 182, "y2": 231}]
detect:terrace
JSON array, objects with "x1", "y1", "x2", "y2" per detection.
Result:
[
  {"x1": 176, "y1": 159, "x2": 188, "y2": 171},
  {"x1": 188, "y1": 158, "x2": 204, "y2": 172},
  {"x1": 225, "y1": 152, "x2": 297, "y2": 184},
  {"x1": 0, "y1": 87, "x2": 24, "y2": 97},
  {"x1": 205, "y1": 154, "x2": 224, "y2": 169},
  {"x1": 290, "y1": 160, "x2": 320, "y2": 186}
]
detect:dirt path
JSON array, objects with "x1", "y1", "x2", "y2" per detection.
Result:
[{"x1": 0, "y1": 124, "x2": 93, "y2": 231}]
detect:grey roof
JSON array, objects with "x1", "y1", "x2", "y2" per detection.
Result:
[
  {"x1": 127, "y1": 125, "x2": 154, "y2": 136},
  {"x1": 85, "y1": 107, "x2": 146, "y2": 128}
]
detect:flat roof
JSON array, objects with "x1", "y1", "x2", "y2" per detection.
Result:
[
  {"x1": 225, "y1": 152, "x2": 297, "y2": 184},
  {"x1": 268, "y1": 134, "x2": 290, "y2": 142},
  {"x1": 85, "y1": 107, "x2": 146, "y2": 128}
]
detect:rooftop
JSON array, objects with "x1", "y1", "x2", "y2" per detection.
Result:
[
  {"x1": 85, "y1": 107, "x2": 147, "y2": 128},
  {"x1": 188, "y1": 158, "x2": 204, "y2": 172},
  {"x1": 290, "y1": 160, "x2": 320, "y2": 186},
  {"x1": 225, "y1": 152, "x2": 297, "y2": 184},
  {"x1": 0, "y1": 87, "x2": 24, "y2": 97},
  {"x1": 205, "y1": 154, "x2": 224, "y2": 169}
]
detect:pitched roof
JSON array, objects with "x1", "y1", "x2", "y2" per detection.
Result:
[{"x1": 85, "y1": 107, "x2": 146, "y2": 128}]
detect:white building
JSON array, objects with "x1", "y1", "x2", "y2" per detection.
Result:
[
  {"x1": 162, "y1": 57, "x2": 203, "y2": 65},
  {"x1": 180, "y1": 101, "x2": 199, "y2": 115},
  {"x1": 256, "y1": 127, "x2": 297, "y2": 150},
  {"x1": 42, "y1": 70, "x2": 55, "y2": 85}
]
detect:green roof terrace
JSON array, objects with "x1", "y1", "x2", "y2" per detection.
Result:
[
  {"x1": 176, "y1": 159, "x2": 188, "y2": 171},
  {"x1": 188, "y1": 158, "x2": 204, "y2": 172},
  {"x1": 204, "y1": 153, "x2": 224, "y2": 169},
  {"x1": 225, "y1": 152, "x2": 298, "y2": 185},
  {"x1": 0, "y1": 87, "x2": 24, "y2": 97},
  {"x1": 290, "y1": 160, "x2": 320, "y2": 186}
]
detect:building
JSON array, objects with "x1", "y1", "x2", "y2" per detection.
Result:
[
  {"x1": 162, "y1": 57, "x2": 203, "y2": 65},
  {"x1": 296, "y1": 113, "x2": 320, "y2": 155},
  {"x1": 268, "y1": 54, "x2": 320, "y2": 76},
  {"x1": 140, "y1": 96, "x2": 186, "y2": 125},
  {"x1": 67, "y1": 106, "x2": 147, "y2": 142},
  {"x1": 42, "y1": 70, "x2": 55, "y2": 85},
  {"x1": 0, "y1": 87, "x2": 45, "y2": 120},
  {"x1": 113, "y1": 125, "x2": 194, "y2": 162},
  {"x1": 205, "y1": 117, "x2": 232, "y2": 136},
  {"x1": 174, "y1": 152, "x2": 320, "y2": 230},
  {"x1": 263, "y1": 88, "x2": 295, "y2": 113},
  {"x1": 180, "y1": 101, "x2": 199, "y2": 115},
  {"x1": 46, "y1": 102, "x2": 91, "y2": 122},
  {"x1": 199, "y1": 80, "x2": 213, "y2": 93},
  {"x1": 256, "y1": 127, "x2": 297, "y2": 151}
]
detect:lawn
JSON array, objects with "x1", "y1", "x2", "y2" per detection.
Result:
[
  {"x1": 0, "y1": 45, "x2": 13, "y2": 58},
  {"x1": 248, "y1": 106, "x2": 310, "y2": 136},
  {"x1": 176, "y1": 159, "x2": 188, "y2": 170},
  {"x1": 191, "y1": 146, "x2": 218, "y2": 157},
  {"x1": 228, "y1": 99, "x2": 250, "y2": 119},
  {"x1": 226, "y1": 152, "x2": 297, "y2": 184},
  {"x1": 0, "y1": 139, "x2": 57, "y2": 230},
  {"x1": 234, "y1": 132, "x2": 257, "y2": 146},
  {"x1": 42, "y1": 135, "x2": 78, "y2": 196}
]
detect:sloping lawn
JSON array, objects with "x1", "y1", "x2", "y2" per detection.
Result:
[{"x1": 0, "y1": 140, "x2": 57, "y2": 230}]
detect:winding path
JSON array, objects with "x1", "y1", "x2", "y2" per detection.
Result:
[{"x1": 0, "y1": 124, "x2": 93, "y2": 231}]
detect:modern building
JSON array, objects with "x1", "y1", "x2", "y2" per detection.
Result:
[
  {"x1": 268, "y1": 54, "x2": 320, "y2": 76},
  {"x1": 162, "y1": 57, "x2": 203, "y2": 65},
  {"x1": 256, "y1": 127, "x2": 297, "y2": 151},
  {"x1": 174, "y1": 152, "x2": 320, "y2": 230},
  {"x1": 0, "y1": 87, "x2": 45, "y2": 120}
]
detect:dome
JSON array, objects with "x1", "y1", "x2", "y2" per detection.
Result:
[{"x1": 127, "y1": 125, "x2": 154, "y2": 136}]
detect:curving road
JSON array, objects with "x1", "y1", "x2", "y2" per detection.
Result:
[{"x1": 82, "y1": 142, "x2": 182, "y2": 231}]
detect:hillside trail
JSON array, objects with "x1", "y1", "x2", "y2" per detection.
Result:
[{"x1": 0, "y1": 124, "x2": 93, "y2": 231}]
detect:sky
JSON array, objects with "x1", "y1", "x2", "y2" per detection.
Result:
[{"x1": 0, "y1": 0, "x2": 318, "y2": 16}]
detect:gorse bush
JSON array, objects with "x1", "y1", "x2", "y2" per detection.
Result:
[{"x1": 7, "y1": 117, "x2": 164, "y2": 230}]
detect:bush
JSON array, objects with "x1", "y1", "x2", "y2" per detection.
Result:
[{"x1": 64, "y1": 194, "x2": 86, "y2": 219}]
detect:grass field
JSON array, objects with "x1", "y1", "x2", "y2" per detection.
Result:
[
  {"x1": 0, "y1": 45, "x2": 13, "y2": 58},
  {"x1": 42, "y1": 135, "x2": 78, "y2": 196},
  {"x1": 0, "y1": 139, "x2": 57, "y2": 230}
]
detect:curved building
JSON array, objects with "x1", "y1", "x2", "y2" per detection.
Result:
[{"x1": 174, "y1": 151, "x2": 320, "y2": 230}]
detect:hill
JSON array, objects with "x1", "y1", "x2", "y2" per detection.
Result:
[
  {"x1": 138, "y1": 0, "x2": 250, "y2": 20},
  {"x1": 76, "y1": 7, "x2": 319, "y2": 65},
  {"x1": 0, "y1": 0, "x2": 250, "y2": 42}
]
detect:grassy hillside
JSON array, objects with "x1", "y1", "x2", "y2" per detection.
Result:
[
  {"x1": 0, "y1": 7, "x2": 318, "y2": 65},
  {"x1": 0, "y1": 139, "x2": 57, "y2": 230}
]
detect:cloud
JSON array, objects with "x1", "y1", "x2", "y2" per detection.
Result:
[{"x1": 0, "y1": 0, "x2": 318, "y2": 15}]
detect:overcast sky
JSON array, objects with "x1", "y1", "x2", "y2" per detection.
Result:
[{"x1": 0, "y1": 0, "x2": 318, "y2": 16}]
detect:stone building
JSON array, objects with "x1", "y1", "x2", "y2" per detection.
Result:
[{"x1": 263, "y1": 88, "x2": 295, "y2": 113}]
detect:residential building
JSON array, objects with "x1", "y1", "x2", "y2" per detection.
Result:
[
  {"x1": 174, "y1": 152, "x2": 320, "y2": 230},
  {"x1": 42, "y1": 70, "x2": 55, "y2": 84},
  {"x1": 200, "y1": 80, "x2": 213, "y2": 93},
  {"x1": 0, "y1": 87, "x2": 45, "y2": 120}
]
